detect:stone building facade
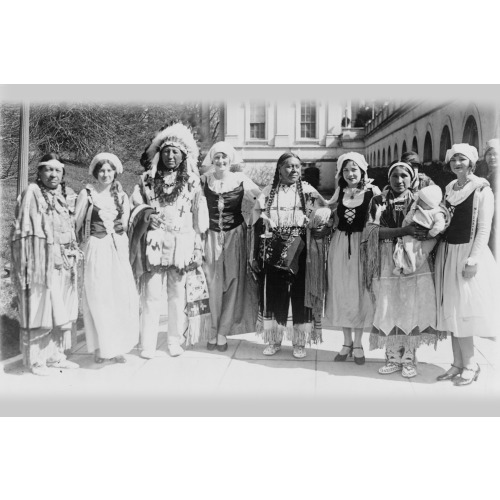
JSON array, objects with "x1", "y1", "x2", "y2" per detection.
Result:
[{"x1": 218, "y1": 99, "x2": 500, "y2": 190}]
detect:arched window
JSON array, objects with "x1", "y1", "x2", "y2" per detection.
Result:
[
  {"x1": 462, "y1": 115, "x2": 479, "y2": 150},
  {"x1": 382, "y1": 149, "x2": 386, "y2": 167},
  {"x1": 423, "y1": 132, "x2": 433, "y2": 163},
  {"x1": 388, "y1": 146, "x2": 392, "y2": 164},
  {"x1": 394, "y1": 144, "x2": 399, "y2": 162},
  {"x1": 377, "y1": 150, "x2": 380, "y2": 167},
  {"x1": 402, "y1": 140, "x2": 407, "y2": 155},
  {"x1": 439, "y1": 125, "x2": 452, "y2": 161},
  {"x1": 412, "y1": 136, "x2": 418, "y2": 154}
]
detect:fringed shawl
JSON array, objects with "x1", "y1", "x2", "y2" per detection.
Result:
[
  {"x1": 11, "y1": 184, "x2": 55, "y2": 291},
  {"x1": 360, "y1": 189, "x2": 415, "y2": 295}
]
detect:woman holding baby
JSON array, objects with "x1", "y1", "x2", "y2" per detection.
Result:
[
  {"x1": 434, "y1": 144, "x2": 499, "y2": 386},
  {"x1": 361, "y1": 161, "x2": 445, "y2": 378}
]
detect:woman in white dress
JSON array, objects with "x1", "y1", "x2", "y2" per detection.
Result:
[
  {"x1": 435, "y1": 144, "x2": 499, "y2": 385},
  {"x1": 201, "y1": 142, "x2": 261, "y2": 351},
  {"x1": 75, "y1": 153, "x2": 139, "y2": 363},
  {"x1": 324, "y1": 153, "x2": 380, "y2": 364}
]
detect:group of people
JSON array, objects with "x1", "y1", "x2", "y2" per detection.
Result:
[{"x1": 11, "y1": 122, "x2": 499, "y2": 387}]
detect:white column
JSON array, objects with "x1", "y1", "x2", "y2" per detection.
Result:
[
  {"x1": 274, "y1": 100, "x2": 291, "y2": 147},
  {"x1": 225, "y1": 101, "x2": 241, "y2": 146}
]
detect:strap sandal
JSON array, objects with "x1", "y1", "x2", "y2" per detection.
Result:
[
  {"x1": 436, "y1": 364, "x2": 462, "y2": 381},
  {"x1": 353, "y1": 346, "x2": 365, "y2": 365},
  {"x1": 112, "y1": 355, "x2": 127, "y2": 364},
  {"x1": 263, "y1": 344, "x2": 281, "y2": 356},
  {"x1": 292, "y1": 346, "x2": 307, "y2": 359},
  {"x1": 378, "y1": 362, "x2": 402, "y2": 375},
  {"x1": 453, "y1": 365, "x2": 480, "y2": 386},
  {"x1": 334, "y1": 343, "x2": 353, "y2": 362}
]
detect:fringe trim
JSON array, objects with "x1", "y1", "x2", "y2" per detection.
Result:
[
  {"x1": 369, "y1": 331, "x2": 444, "y2": 351},
  {"x1": 360, "y1": 224, "x2": 380, "y2": 299},
  {"x1": 256, "y1": 317, "x2": 318, "y2": 345},
  {"x1": 184, "y1": 313, "x2": 212, "y2": 346}
]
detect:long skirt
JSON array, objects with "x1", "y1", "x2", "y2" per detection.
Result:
[
  {"x1": 369, "y1": 241, "x2": 440, "y2": 350},
  {"x1": 324, "y1": 230, "x2": 374, "y2": 330},
  {"x1": 203, "y1": 223, "x2": 258, "y2": 338},
  {"x1": 19, "y1": 265, "x2": 78, "y2": 367},
  {"x1": 82, "y1": 232, "x2": 139, "y2": 358},
  {"x1": 435, "y1": 240, "x2": 500, "y2": 338}
]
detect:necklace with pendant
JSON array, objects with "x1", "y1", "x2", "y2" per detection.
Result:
[
  {"x1": 346, "y1": 187, "x2": 359, "y2": 199},
  {"x1": 456, "y1": 178, "x2": 470, "y2": 189}
]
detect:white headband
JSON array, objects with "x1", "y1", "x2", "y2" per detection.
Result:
[{"x1": 37, "y1": 159, "x2": 65, "y2": 169}]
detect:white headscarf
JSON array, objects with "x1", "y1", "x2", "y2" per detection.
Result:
[
  {"x1": 202, "y1": 141, "x2": 243, "y2": 168},
  {"x1": 89, "y1": 153, "x2": 123, "y2": 175},
  {"x1": 335, "y1": 152, "x2": 368, "y2": 180},
  {"x1": 445, "y1": 143, "x2": 479, "y2": 166}
]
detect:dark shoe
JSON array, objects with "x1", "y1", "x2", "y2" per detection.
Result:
[
  {"x1": 453, "y1": 365, "x2": 480, "y2": 386},
  {"x1": 353, "y1": 346, "x2": 365, "y2": 365},
  {"x1": 112, "y1": 355, "x2": 127, "y2": 364},
  {"x1": 216, "y1": 341, "x2": 228, "y2": 352},
  {"x1": 436, "y1": 364, "x2": 462, "y2": 381},
  {"x1": 334, "y1": 344, "x2": 353, "y2": 362},
  {"x1": 207, "y1": 341, "x2": 217, "y2": 351}
]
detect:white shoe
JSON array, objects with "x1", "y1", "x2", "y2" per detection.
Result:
[
  {"x1": 168, "y1": 344, "x2": 184, "y2": 357},
  {"x1": 31, "y1": 365, "x2": 53, "y2": 376},
  {"x1": 140, "y1": 350, "x2": 167, "y2": 359},
  {"x1": 378, "y1": 362, "x2": 402, "y2": 375},
  {"x1": 263, "y1": 344, "x2": 281, "y2": 356},
  {"x1": 292, "y1": 346, "x2": 307, "y2": 359},
  {"x1": 48, "y1": 359, "x2": 79, "y2": 369}
]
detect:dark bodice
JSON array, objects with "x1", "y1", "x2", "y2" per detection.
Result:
[
  {"x1": 90, "y1": 204, "x2": 124, "y2": 238},
  {"x1": 443, "y1": 190, "x2": 475, "y2": 244},
  {"x1": 204, "y1": 181, "x2": 244, "y2": 232},
  {"x1": 337, "y1": 189, "x2": 374, "y2": 233}
]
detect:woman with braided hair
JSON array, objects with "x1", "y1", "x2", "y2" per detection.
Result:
[
  {"x1": 252, "y1": 152, "x2": 329, "y2": 359},
  {"x1": 75, "y1": 153, "x2": 139, "y2": 364},
  {"x1": 11, "y1": 153, "x2": 81, "y2": 375}
]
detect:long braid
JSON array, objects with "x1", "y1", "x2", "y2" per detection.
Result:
[
  {"x1": 265, "y1": 167, "x2": 281, "y2": 218},
  {"x1": 60, "y1": 180, "x2": 67, "y2": 201},
  {"x1": 37, "y1": 179, "x2": 54, "y2": 212},
  {"x1": 110, "y1": 178, "x2": 124, "y2": 216},
  {"x1": 296, "y1": 178, "x2": 308, "y2": 218}
]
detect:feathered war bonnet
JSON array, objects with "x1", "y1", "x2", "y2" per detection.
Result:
[{"x1": 140, "y1": 122, "x2": 200, "y2": 178}]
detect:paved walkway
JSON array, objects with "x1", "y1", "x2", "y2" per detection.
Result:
[{"x1": 1, "y1": 328, "x2": 499, "y2": 415}]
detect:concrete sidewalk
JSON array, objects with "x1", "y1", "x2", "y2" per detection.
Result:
[{"x1": 1, "y1": 327, "x2": 498, "y2": 415}]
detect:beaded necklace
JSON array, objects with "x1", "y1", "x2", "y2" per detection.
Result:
[{"x1": 150, "y1": 165, "x2": 189, "y2": 204}]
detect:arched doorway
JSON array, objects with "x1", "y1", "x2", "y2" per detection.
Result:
[
  {"x1": 382, "y1": 149, "x2": 386, "y2": 167},
  {"x1": 402, "y1": 140, "x2": 407, "y2": 155},
  {"x1": 394, "y1": 143, "x2": 399, "y2": 162},
  {"x1": 412, "y1": 136, "x2": 418, "y2": 154},
  {"x1": 462, "y1": 115, "x2": 479, "y2": 150},
  {"x1": 377, "y1": 150, "x2": 380, "y2": 166},
  {"x1": 439, "y1": 125, "x2": 452, "y2": 161},
  {"x1": 423, "y1": 132, "x2": 433, "y2": 163},
  {"x1": 388, "y1": 146, "x2": 392, "y2": 164}
]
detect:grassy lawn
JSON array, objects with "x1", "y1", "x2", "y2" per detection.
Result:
[{"x1": 0, "y1": 160, "x2": 144, "y2": 360}]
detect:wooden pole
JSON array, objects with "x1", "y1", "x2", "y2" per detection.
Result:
[{"x1": 17, "y1": 101, "x2": 30, "y2": 197}]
